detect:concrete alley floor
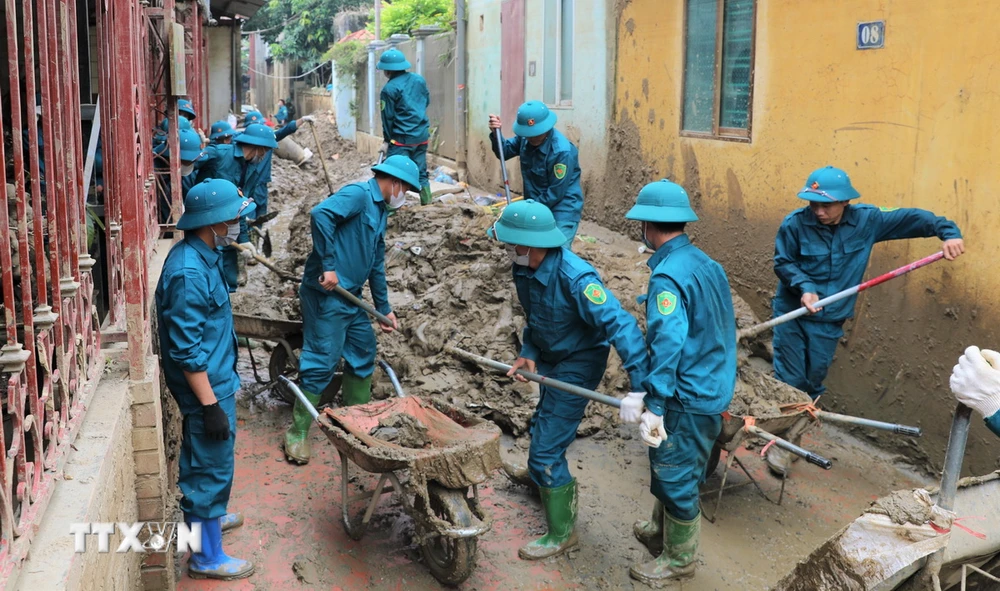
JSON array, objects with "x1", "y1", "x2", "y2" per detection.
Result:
[{"x1": 175, "y1": 384, "x2": 927, "y2": 591}]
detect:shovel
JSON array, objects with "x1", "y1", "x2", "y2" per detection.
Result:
[
  {"x1": 493, "y1": 128, "x2": 513, "y2": 205},
  {"x1": 739, "y1": 251, "x2": 945, "y2": 340},
  {"x1": 309, "y1": 123, "x2": 335, "y2": 194}
]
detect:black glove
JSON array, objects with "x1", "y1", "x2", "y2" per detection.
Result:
[{"x1": 202, "y1": 402, "x2": 230, "y2": 441}]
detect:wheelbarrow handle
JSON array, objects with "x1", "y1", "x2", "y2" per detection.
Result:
[
  {"x1": 814, "y1": 410, "x2": 922, "y2": 437},
  {"x1": 745, "y1": 425, "x2": 833, "y2": 470},
  {"x1": 278, "y1": 376, "x2": 320, "y2": 421}
]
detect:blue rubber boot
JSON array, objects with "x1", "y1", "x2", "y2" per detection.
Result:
[
  {"x1": 220, "y1": 512, "x2": 244, "y2": 533},
  {"x1": 187, "y1": 516, "x2": 254, "y2": 580}
]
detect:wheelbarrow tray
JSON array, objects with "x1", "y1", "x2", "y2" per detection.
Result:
[
  {"x1": 319, "y1": 396, "x2": 502, "y2": 489},
  {"x1": 718, "y1": 365, "x2": 813, "y2": 450},
  {"x1": 232, "y1": 313, "x2": 302, "y2": 341}
]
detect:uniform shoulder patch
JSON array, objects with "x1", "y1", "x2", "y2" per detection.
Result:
[
  {"x1": 878, "y1": 206, "x2": 899, "y2": 212},
  {"x1": 656, "y1": 291, "x2": 678, "y2": 315},
  {"x1": 554, "y1": 163, "x2": 567, "y2": 180},
  {"x1": 584, "y1": 283, "x2": 607, "y2": 305}
]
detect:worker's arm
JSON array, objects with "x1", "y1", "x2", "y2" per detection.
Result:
[
  {"x1": 367, "y1": 232, "x2": 392, "y2": 316},
  {"x1": 641, "y1": 276, "x2": 688, "y2": 416},
  {"x1": 489, "y1": 127, "x2": 521, "y2": 161},
  {"x1": 572, "y1": 274, "x2": 648, "y2": 391},
  {"x1": 950, "y1": 346, "x2": 1000, "y2": 438},
  {"x1": 773, "y1": 221, "x2": 818, "y2": 297},
  {"x1": 162, "y1": 269, "x2": 215, "y2": 403},
  {"x1": 380, "y1": 85, "x2": 396, "y2": 142},
  {"x1": 874, "y1": 207, "x2": 962, "y2": 242},
  {"x1": 541, "y1": 149, "x2": 582, "y2": 212},
  {"x1": 274, "y1": 119, "x2": 298, "y2": 142},
  {"x1": 512, "y1": 274, "x2": 541, "y2": 362}
]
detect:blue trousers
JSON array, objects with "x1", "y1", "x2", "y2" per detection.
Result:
[
  {"x1": 527, "y1": 349, "x2": 609, "y2": 489},
  {"x1": 387, "y1": 143, "x2": 429, "y2": 190},
  {"x1": 298, "y1": 286, "x2": 377, "y2": 394},
  {"x1": 648, "y1": 411, "x2": 721, "y2": 521},
  {"x1": 772, "y1": 318, "x2": 844, "y2": 399},
  {"x1": 178, "y1": 394, "x2": 237, "y2": 520}
]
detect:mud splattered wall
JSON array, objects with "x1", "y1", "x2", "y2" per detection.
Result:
[
  {"x1": 607, "y1": 0, "x2": 1000, "y2": 475},
  {"x1": 465, "y1": 0, "x2": 614, "y2": 201}
]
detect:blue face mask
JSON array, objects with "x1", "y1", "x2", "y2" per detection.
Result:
[{"x1": 642, "y1": 223, "x2": 655, "y2": 251}]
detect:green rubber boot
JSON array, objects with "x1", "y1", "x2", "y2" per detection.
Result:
[
  {"x1": 283, "y1": 389, "x2": 321, "y2": 465},
  {"x1": 633, "y1": 500, "x2": 664, "y2": 556},
  {"x1": 341, "y1": 372, "x2": 372, "y2": 406},
  {"x1": 518, "y1": 479, "x2": 578, "y2": 560},
  {"x1": 419, "y1": 185, "x2": 433, "y2": 206},
  {"x1": 629, "y1": 511, "x2": 700, "y2": 584}
]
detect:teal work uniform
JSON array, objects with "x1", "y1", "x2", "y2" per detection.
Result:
[
  {"x1": 643, "y1": 234, "x2": 736, "y2": 521},
  {"x1": 196, "y1": 143, "x2": 268, "y2": 292},
  {"x1": 276, "y1": 104, "x2": 289, "y2": 126},
  {"x1": 773, "y1": 204, "x2": 962, "y2": 398},
  {"x1": 987, "y1": 413, "x2": 1000, "y2": 438},
  {"x1": 298, "y1": 178, "x2": 391, "y2": 395},
  {"x1": 514, "y1": 248, "x2": 649, "y2": 488},
  {"x1": 381, "y1": 72, "x2": 430, "y2": 191},
  {"x1": 251, "y1": 120, "x2": 299, "y2": 219},
  {"x1": 491, "y1": 128, "x2": 583, "y2": 247},
  {"x1": 155, "y1": 234, "x2": 240, "y2": 520}
]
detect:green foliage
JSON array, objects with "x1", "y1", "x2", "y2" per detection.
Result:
[
  {"x1": 245, "y1": 0, "x2": 367, "y2": 66},
  {"x1": 369, "y1": 0, "x2": 455, "y2": 39},
  {"x1": 325, "y1": 40, "x2": 368, "y2": 82}
]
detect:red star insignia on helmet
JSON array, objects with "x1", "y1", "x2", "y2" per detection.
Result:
[
  {"x1": 811, "y1": 181, "x2": 820, "y2": 189},
  {"x1": 527, "y1": 118, "x2": 535, "y2": 126}
]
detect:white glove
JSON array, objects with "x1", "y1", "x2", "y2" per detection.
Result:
[
  {"x1": 619, "y1": 392, "x2": 645, "y2": 424},
  {"x1": 300, "y1": 115, "x2": 315, "y2": 125},
  {"x1": 238, "y1": 243, "x2": 257, "y2": 260},
  {"x1": 950, "y1": 346, "x2": 1000, "y2": 419},
  {"x1": 639, "y1": 411, "x2": 668, "y2": 448}
]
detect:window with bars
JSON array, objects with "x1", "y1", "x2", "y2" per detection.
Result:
[
  {"x1": 543, "y1": 0, "x2": 573, "y2": 106},
  {"x1": 682, "y1": 0, "x2": 755, "y2": 139}
]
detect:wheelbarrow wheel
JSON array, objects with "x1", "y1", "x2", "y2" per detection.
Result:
[
  {"x1": 705, "y1": 443, "x2": 722, "y2": 479},
  {"x1": 269, "y1": 335, "x2": 343, "y2": 406},
  {"x1": 420, "y1": 484, "x2": 477, "y2": 586}
]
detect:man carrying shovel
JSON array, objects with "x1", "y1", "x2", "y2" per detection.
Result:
[
  {"x1": 282, "y1": 155, "x2": 418, "y2": 464},
  {"x1": 377, "y1": 48, "x2": 432, "y2": 205},
  {"x1": 488, "y1": 199, "x2": 650, "y2": 560},
  {"x1": 488, "y1": 101, "x2": 583, "y2": 248},
  {"x1": 624, "y1": 180, "x2": 737, "y2": 584},
  {"x1": 768, "y1": 165, "x2": 965, "y2": 476}
]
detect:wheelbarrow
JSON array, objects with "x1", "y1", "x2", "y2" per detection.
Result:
[{"x1": 279, "y1": 376, "x2": 501, "y2": 586}]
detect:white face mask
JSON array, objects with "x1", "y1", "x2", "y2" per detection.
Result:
[
  {"x1": 388, "y1": 182, "x2": 407, "y2": 209},
  {"x1": 180, "y1": 163, "x2": 195, "y2": 176},
  {"x1": 214, "y1": 221, "x2": 241, "y2": 248},
  {"x1": 506, "y1": 245, "x2": 531, "y2": 267}
]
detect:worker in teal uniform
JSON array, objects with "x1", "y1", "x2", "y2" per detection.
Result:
[
  {"x1": 195, "y1": 124, "x2": 278, "y2": 292},
  {"x1": 488, "y1": 101, "x2": 584, "y2": 248},
  {"x1": 178, "y1": 98, "x2": 197, "y2": 121},
  {"x1": 209, "y1": 121, "x2": 235, "y2": 145},
  {"x1": 155, "y1": 127, "x2": 204, "y2": 224},
  {"x1": 153, "y1": 116, "x2": 193, "y2": 157},
  {"x1": 951, "y1": 346, "x2": 1000, "y2": 438},
  {"x1": 377, "y1": 48, "x2": 432, "y2": 205},
  {"x1": 155, "y1": 179, "x2": 255, "y2": 581},
  {"x1": 768, "y1": 165, "x2": 965, "y2": 475},
  {"x1": 282, "y1": 155, "x2": 418, "y2": 464},
  {"x1": 623, "y1": 180, "x2": 737, "y2": 585},
  {"x1": 488, "y1": 199, "x2": 650, "y2": 561},
  {"x1": 275, "y1": 99, "x2": 289, "y2": 126},
  {"x1": 239, "y1": 110, "x2": 314, "y2": 220}
]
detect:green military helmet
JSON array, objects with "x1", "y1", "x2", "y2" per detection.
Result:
[
  {"x1": 796, "y1": 165, "x2": 860, "y2": 202},
  {"x1": 235, "y1": 123, "x2": 279, "y2": 149},
  {"x1": 176, "y1": 179, "x2": 256, "y2": 231},
  {"x1": 625, "y1": 179, "x2": 699, "y2": 223},
  {"x1": 376, "y1": 48, "x2": 411, "y2": 71},
  {"x1": 512, "y1": 101, "x2": 557, "y2": 138},
  {"x1": 488, "y1": 199, "x2": 567, "y2": 248},
  {"x1": 371, "y1": 154, "x2": 420, "y2": 192},
  {"x1": 178, "y1": 98, "x2": 197, "y2": 120}
]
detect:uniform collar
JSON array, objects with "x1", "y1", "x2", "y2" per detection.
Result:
[
  {"x1": 647, "y1": 233, "x2": 691, "y2": 271},
  {"x1": 519, "y1": 247, "x2": 561, "y2": 286},
  {"x1": 184, "y1": 232, "x2": 221, "y2": 266},
  {"x1": 367, "y1": 177, "x2": 385, "y2": 203},
  {"x1": 525, "y1": 131, "x2": 553, "y2": 155}
]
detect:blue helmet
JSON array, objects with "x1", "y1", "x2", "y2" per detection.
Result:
[
  {"x1": 160, "y1": 117, "x2": 193, "y2": 132},
  {"x1": 512, "y1": 101, "x2": 557, "y2": 138},
  {"x1": 371, "y1": 154, "x2": 420, "y2": 192},
  {"x1": 488, "y1": 199, "x2": 567, "y2": 248},
  {"x1": 243, "y1": 110, "x2": 265, "y2": 127},
  {"x1": 625, "y1": 179, "x2": 699, "y2": 223},
  {"x1": 178, "y1": 99, "x2": 197, "y2": 120},
  {"x1": 376, "y1": 48, "x2": 411, "y2": 71},
  {"x1": 796, "y1": 166, "x2": 860, "y2": 202},
  {"x1": 209, "y1": 120, "x2": 235, "y2": 141},
  {"x1": 176, "y1": 179, "x2": 256, "y2": 231},
  {"x1": 177, "y1": 129, "x2": 204, "y2": 162},
  {"x1": 235, "y1": 124, "x2": 278, "y2": 149}
]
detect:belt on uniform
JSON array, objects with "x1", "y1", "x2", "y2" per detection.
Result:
[{"x1": 389, "y1": 139, "x2": 429, "y2": 147}]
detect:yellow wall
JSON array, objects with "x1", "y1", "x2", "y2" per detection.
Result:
[{"x1": 614, "y1": 0, "x2": 1000, "y2": 473}]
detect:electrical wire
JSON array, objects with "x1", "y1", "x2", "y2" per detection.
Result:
[{"x1": 246, "y1": 60, "x2": 330, "y2": 80}]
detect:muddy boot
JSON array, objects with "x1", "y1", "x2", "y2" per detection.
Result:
[
  {"x1": 629, "y1": 511, "x2": 699, "y2": 584},
  {"x1": 419, "y1": 185, "x2": 433, "y2": 206},
  {"x1": 283, "y1": 389, "x2": 321, "y2": 464},
  {"x1": 518, "y1": 479, "x2": 578, "y2": 560},
  {"x1": 633, "y1": 500, "x2": 664, "y2": 556},
  {"x1": 220, "y1": 512, "x2": 244, "y2": 533},
  {"x1": 187, "y1": 516, "x2": 254, "y2": 580},
  {"x1": 766, "y1": 416, "x2": 810, "y2": 478},
  {"x1": 341, "y1": 372, "x2": 372, "y2": 406}
]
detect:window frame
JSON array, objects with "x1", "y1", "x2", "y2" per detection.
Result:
[
  {"x1": 544, "y1": 0, "x2": 574, "y2": 109},
  {"x1": 679, "y1": 0, "x2": 757, "y2": 142}
]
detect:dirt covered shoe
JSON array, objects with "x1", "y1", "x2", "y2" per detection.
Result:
[
  {"x1": 629, "y1": 511, "x2": 699, "y2": 584},
  {"x1": 633, "y1": 500, "x2": 664, "y2": 556},
  {"x1": 518, "y1": 479, "x2": 578, "y2": 560}
]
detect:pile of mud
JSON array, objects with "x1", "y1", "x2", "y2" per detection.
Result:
[{"x1": 369, "y1": 413, "x2": 432, "y2": 448}]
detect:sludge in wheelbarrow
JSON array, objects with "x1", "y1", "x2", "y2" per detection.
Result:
[{"x1": 321, "y1": 396, "x2": 503, "y2": 489}]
